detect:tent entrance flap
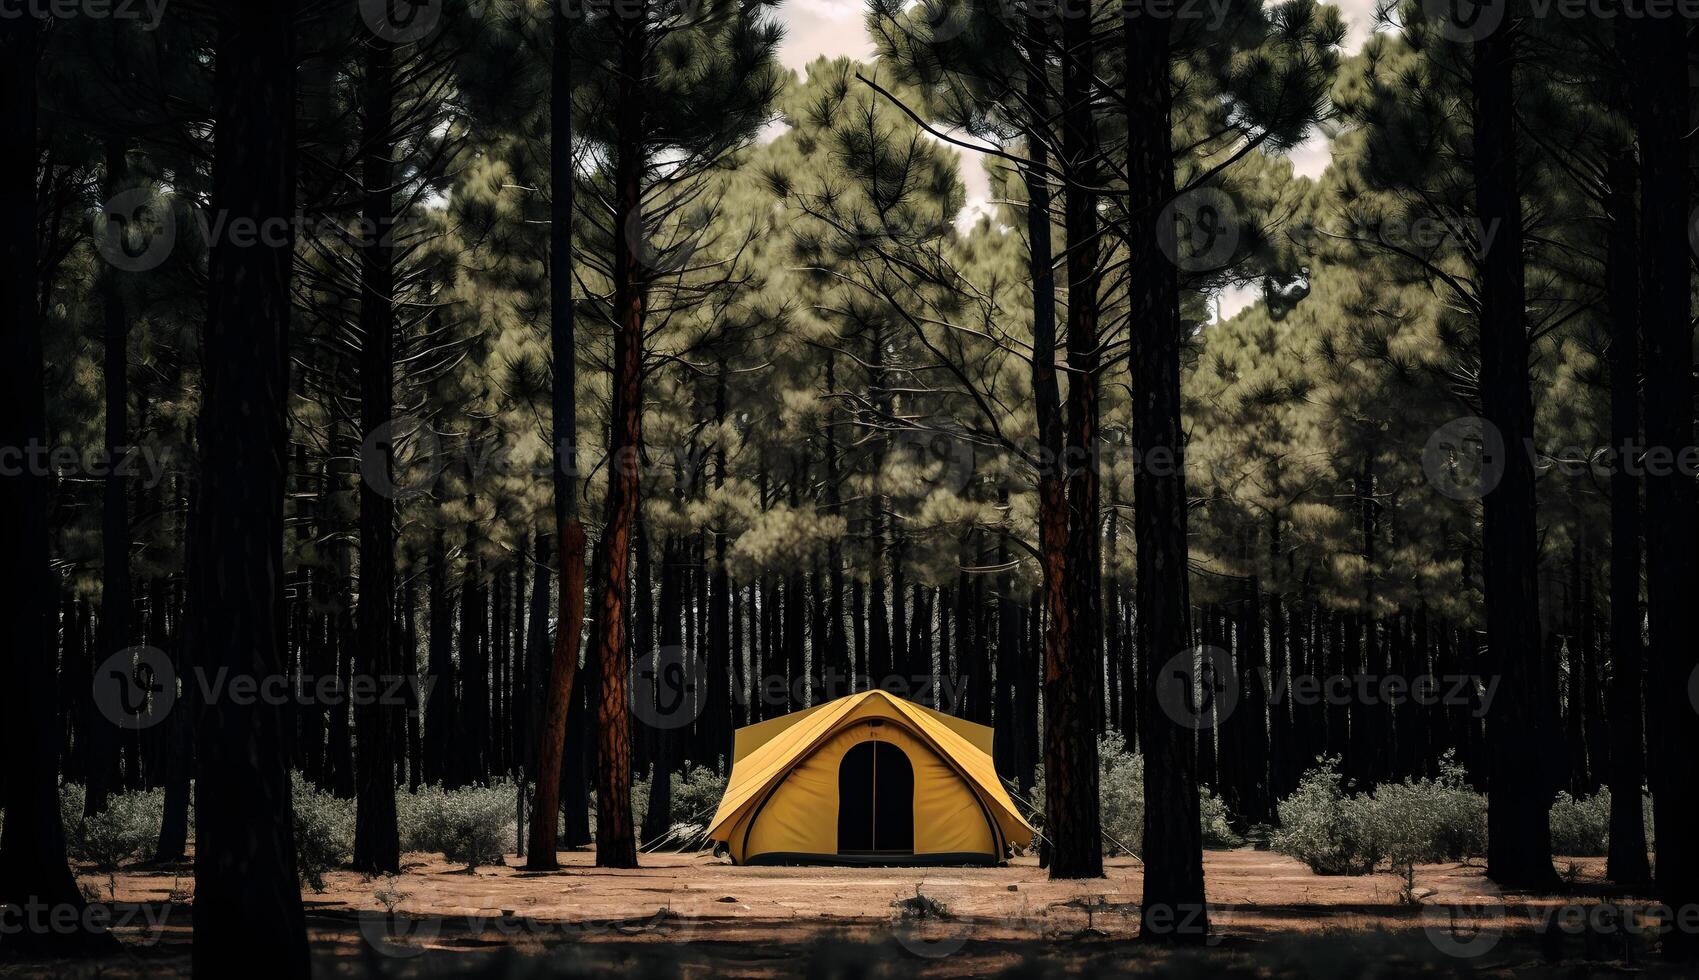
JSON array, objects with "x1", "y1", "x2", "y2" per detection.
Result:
[{"x1": 836, "y1": 741, "x2": 914, "y2": 854}]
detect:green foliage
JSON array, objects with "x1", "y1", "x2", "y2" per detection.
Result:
[
  {"x1": 1271, "y1": 756, "x2": 1485, "y2": 875},
  {"x1": 399, "y1": 781, "x2": 517, "y2": 870},
  {"x1": 632, "y1": 761, "x2": 729, "y2": 850},
  {"x1": 59, "y1": 784, "x2": 165, "y2": 872},
  {"x1": 1547, "y1": 791, "x2": 1609, "y2": 857},
  {"x1": 672, "y1": 762, "x2": 730, "y2": 835},
  {"x1": 290, "y1": 773, "x2": 354, "y2": 892}
]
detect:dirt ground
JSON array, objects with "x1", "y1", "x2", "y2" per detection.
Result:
[{"x1": 3, "y1": 849, "x2": 1684, "y2": 977}]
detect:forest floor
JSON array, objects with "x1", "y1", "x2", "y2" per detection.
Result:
[{"x1": 4, "y1": 849, "x2": 1687, "y2": 977}]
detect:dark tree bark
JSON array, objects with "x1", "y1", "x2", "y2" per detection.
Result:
[
  {"x1": 1631, "y1": 17, "x2": 1698, "y2": 950},
  {"x1": 423, "y1": 530, "x2": 457, "y2": 785},
  {"x1": 189, "y1": 1, "x2": 310, "y2": 971},
  {"x1": 0, "y1": 11, "x2": 119, "y2": 955},
  {"x1": 525, "y1": 531, "x2": 552, "y2": 773},
  {"x1": 155, "y1": 473, "x2": 197, "y2": 862},
  {"x1": 1126, "y1": 12, "x2": 1208, "y2": 942},
  {"x1": 1472, "y1": 25, "x2": 1560, "y2": 891},
  {"x1": 87, "y1": 139, "x2": 133, "y2": 819},
  {"x1": 1044, "y1": 0, "x2": 1104, "y2": 880},
  {"x1": 403, "y1": 582, "x2": 422, "y2": 791},
  {"x1": 351, "y1": 25, "x2": 401, "y2": 874},
  {"x1": 458, "y1": 563, "x2": 489, "y2": 784},
  {"x1": 1601, "y1": 118, "x2": 1651, "y2": 883},
  {"x1": 528, "y1": 0, "x2": 590, "y2": 869},
  {"x1": 641, "y1": 533, "x2": 681, "y2": 844},
  {"x1": 704, "y1": 368, "x2": 733, "y2": 760}
]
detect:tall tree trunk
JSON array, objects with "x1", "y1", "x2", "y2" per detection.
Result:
[
  {"x1": 1046, "y1": 0, "x2": 1104, "y2": 879},
  {"x1": 87, "y1": 139, "x2": 134, "y2": 819},
  {"x1": 1126, "y1": 12, "x2": 1208, "y2": 942},
  {"x1": 0, "y1": 13, "x2": 118, "y2": 954},
  {"x1": 525, "y1": 531, "x2": 552, "y2": 777},
  {"x1": 423, "y1": 530, "x2": 457, "y2": 785},
  {"x1": 352, "y1": 26, "x2": 401, "y2": 874},
  {"x1": 641, "y1": 533, "x2": 681, "y2": 844},
  {"x1": 527, "y1": 0, "x2": 588, "y2": 870},
  {"x1": 1473, "y1": 25, "x2": 1559, "y2": 891},
  {"x1": 705, "y1": 367, "x2": 733, "y2": 760},
  {"x1": 592, "y1": 4, "x2": 646, "y2": 868},
  {"x1": 403, "y1": 582, "x2": 422, "y2": 791},
  {"x1": 190, "y1": 1, "x2": 310, "y2": 971},
  {"x1": 1632, "y1": 17, "x2": 1698, "y2": 950},
  {"x1": 1015, "y1": 10, "x2": 1070, "y2": 870}
]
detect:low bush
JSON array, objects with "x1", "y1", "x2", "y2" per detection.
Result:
[
  {"x1": 290, "y1": 773, "x2": 353, "y2": 891},
  {"x1": 1268, "y1": 760, "x2": 1380, "y2": 874},
  {"x1": 1549, "y1": 790, "x2": 1612, "y2": 856},
  {"x1": 1271, "y1": 755, "x2": 1486, "y2": 875},
  {"x1": 59, "y1": 784, "x2": 165, "y2": 871},
  {"x1": 631, "y1": 760, "x2": 728, "y2": 850},
  {"x1": 400, "y1": 781, "x2": 516, "y2": 869}
]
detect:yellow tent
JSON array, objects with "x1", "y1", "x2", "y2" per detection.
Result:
[{"x1": 706, "y1": 690, "x2": 1034, "y2": 865}]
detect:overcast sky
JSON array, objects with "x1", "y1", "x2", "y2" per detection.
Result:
[{"x1": 771, "y1": 0, "x2": 1384, "y2": 318}]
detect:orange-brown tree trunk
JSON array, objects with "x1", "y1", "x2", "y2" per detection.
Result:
[{"x1": 592, "y1": 2, "x2": 645, "y2": 869}]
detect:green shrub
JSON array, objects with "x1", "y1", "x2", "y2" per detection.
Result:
[
  {"x1": 1271, "y1": 755, "x2": 1486, "y2": 875},
  {"x1": 1269, "y1": 759, "x2": 1380, "y2": 874},
  {"x1": 1549, "y1": 790, "x2": 1611, "y2": 856},
  {"x1": 59, "y1": 784, "x2": 164, "y2": 871},
  {"x1": 674, "y1": 760, "x2": 728, "y2": 824},
  {"x1": 631, "y1": 761, "x2": 728, "y2": 850},
  {"x1": 400, "y1": 781, "x2": 516, "y2": 869},
  {"x1": 290, "y1": 773, "x2": 353, "y2": 892},
  {"x1": 1199, "y1": 789, "x2": 1242, "y2": 849}
]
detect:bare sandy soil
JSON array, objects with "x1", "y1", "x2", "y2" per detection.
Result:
[{"x1": 2, "y1": 849, "x2": 1681, "y2": 977}]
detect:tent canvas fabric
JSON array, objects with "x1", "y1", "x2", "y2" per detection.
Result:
[{"x1": 706, "y1": 690, "x2": 1034, "y2": 865}]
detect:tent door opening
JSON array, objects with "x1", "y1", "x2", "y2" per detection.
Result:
[{"x1": 836, "y1": 740, "x2": 914, "y2": 855}]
